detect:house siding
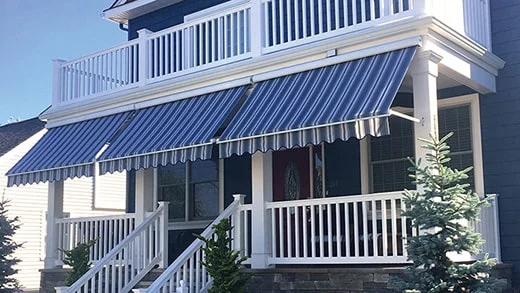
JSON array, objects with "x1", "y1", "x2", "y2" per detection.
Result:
[
  {"x1": 481, "y1": 0, "x2": 520, "y2": 283},
  {"x1": 0, "y1": 130, "x2": 127, "y2": 291},
  {"x1": 127, "y1": 0, "x2": 230, "y2": 40}
]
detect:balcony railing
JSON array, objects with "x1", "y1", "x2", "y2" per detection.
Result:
[{"x1": 53, "y1": 0, "x2": 490, "y2": 106}]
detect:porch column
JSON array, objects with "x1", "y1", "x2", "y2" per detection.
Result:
[
  {"x1": 250, "y1": 151, "x2": 273, "y2": 269},
  {"x1": 44, "y1": 180, "x2": 64, "y2": 268},
  {"x1": 135, "y1": 168, "x2": 155, "y2": 225},
  {"x1": 410, "y1": 50, "x2": 443, "y2": 170}
]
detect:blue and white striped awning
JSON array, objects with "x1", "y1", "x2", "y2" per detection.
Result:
[
  {"x1": 218, "y1": 47, "x2": 416, "y2": 157},
  {"x1": 98, "y1": 86, "x2": 248, "y2": 174},
  {"x1": 6, "y1": 112, "x2": 131, "y2": 186}
]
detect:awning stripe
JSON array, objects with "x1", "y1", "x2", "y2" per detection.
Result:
[
  {"x1": 6, "y1": 112, "x2": 131, "y2": 186},
  {"x1": 98, "y1": 86, "x2": 248, "y2": 174},
  {"x1": 218, "y1": 47, "x2": 416, "y2": 157}
]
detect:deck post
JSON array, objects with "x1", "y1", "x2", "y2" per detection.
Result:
[
  {"x1": 137, "y1": 29, "x2": 152, "y2": 86},
  {"x1": 158, "y1": 201, "x2": 169, "y2": 268},
  {"x1": 44, "y1": 180, "x2": 64, "y2": 268},
  {"x1": 250, "y1": 0, "x2": 263, "y2": 57},
  {"x1": 135, "y1": 168, "x2": 155, "y2": 225},
  {"x1": 51, "y1": 59, "x2": 66, "y2": 106},
  {"x1": 250, "y1": 151, "x2": 273, "y2": 269}
]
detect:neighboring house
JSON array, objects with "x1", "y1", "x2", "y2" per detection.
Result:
[
  {"x1": 6, "y1": 0, "x2": 520, "y2": 292},
  {"x1": 0, "y1": 118, "x2": 127, "y2": 291}
]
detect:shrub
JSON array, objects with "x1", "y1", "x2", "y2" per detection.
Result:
[
  {"x1": 196, "y1": 218, "x2": 249, "y2": 293},
  {"x1": 59, "y1": 239, "x2": 97, "y2": 286}
]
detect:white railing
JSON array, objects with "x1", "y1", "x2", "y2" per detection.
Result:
[
  {"x1": 261, "y1": 0, "x2": 413, "y2": 53},
  {"x1": 140, "y1": 194, "x2": 250, "y2": 293},
  {"x1": 56, "y1": 213, "x2": 136, "y2": 265},
  {"x1": 266, "y1": 191, "x2": 415, "y2": 264},
  {"x1": 146, "y1": 2, "x2": 252, "y2": 83},
  {"x1": 53, "y1": 0, "x2": 491, "y2": 106},
  {"x1": 57, "y1": 40, "x2": 139, "y2": 103},
  {"x1": 472, "y1": 194, "x2": 501, "y2": 262},
  {"x1": 56, "y1": 202, "x2": 168, "y2": 293}
]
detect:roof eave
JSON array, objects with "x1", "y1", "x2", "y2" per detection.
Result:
[{"x1": 103, "y1": 0, "x2": 184, "y2": 25}]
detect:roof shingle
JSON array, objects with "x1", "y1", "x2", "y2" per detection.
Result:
[{"x1": 0, "y1": 118, "x2": 45, "y2": 157}]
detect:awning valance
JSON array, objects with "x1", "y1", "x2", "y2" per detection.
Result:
[
  {"x1": 218, "y1": 47, "x2": 416, "y2": 157},
  {"x1": 98, "y1": 86, "x2": 248, "y2": 174},
  {"x1": 7, "y1": 112, "x2": 131, "y2": 186}
]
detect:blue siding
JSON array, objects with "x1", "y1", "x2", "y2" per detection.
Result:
[
  {"x1": 127, "y1": 0, "x2": 230, "y2": 40},
  {"x1": 481, "y1": 0, "x2": 520, "y2": 283}
]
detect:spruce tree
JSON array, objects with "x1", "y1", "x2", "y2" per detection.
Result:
[
  {"x1": 0, "y1": 198, "x2": 22, "y2": 292},
  {"x1": 196, "y1": 218, "x2": 249, "y2": 293},
  {"x1": 395, "y1": 133, "x2": 503, "y2": 292}
]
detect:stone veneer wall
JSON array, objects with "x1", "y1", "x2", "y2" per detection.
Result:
[{"x1": 243, "y1": 265, "x2": 513, "y2": 293}]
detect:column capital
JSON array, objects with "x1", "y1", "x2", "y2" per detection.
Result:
[{"x1": 409, "y1": 50, "x2": 443, "y2": 78}]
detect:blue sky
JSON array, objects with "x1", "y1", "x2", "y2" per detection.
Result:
[{"x1": 0, "y1": 0, "x2": 126, "y2": 125}]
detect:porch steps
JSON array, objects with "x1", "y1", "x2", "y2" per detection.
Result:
[
  {"x1": 242, "y1": 265, "x2": 514, "y2": 293},
  {"x1": 133, "y1": 268, "x2": 164, "y2": 289}
]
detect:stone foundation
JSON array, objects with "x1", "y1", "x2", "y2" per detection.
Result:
[
  {"x1": 40, "y1": 268, "x2": 69, "y2": 293},
  {"x1": 243, "y1": 264, "x2": 513, "y2": 293}
]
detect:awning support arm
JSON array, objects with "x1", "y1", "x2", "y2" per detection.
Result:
[{"x1": 389, "y1": 110, "x2": 421, "y2": 124}]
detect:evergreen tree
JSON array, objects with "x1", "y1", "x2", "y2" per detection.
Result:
[
  {"x1": 58, "y1": 239, "x2": 97, "y2": 286},
  {"x1": 196, "y1": 218, "x2": 249, "y2": 293},
  {"x1": 0, "y1": 198, "x2": 22, "y2": 292},
  {"x1": 395, "y1": 133, "x2": 503, "y2": 292}
]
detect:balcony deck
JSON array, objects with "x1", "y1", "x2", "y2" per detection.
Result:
[{"x1": 49, "y1": 0, "x2": 491, "y2": 117}]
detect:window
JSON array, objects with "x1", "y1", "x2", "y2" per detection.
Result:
[
  {"x1": 368, "y1": 96, "x2": 480, "y2": 193},
  {"x1": 369, "y1": 116, "x2": 415, "y2": 193},
  {"x1": 158, "y1": 160, "x2": 219, "y2": 222}
]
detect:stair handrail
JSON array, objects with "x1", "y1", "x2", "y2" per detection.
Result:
[
  {"x1": 57, "y1": 202, "x2": 168, "y2": 293},
  {"x1": 142, "y1": 194, "x2": 245, "y2": 293}
]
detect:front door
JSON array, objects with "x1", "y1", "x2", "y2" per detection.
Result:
[{"x1": 272, "y1": 147, "x2": 311, "y2": 202}]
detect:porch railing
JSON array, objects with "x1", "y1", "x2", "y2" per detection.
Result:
[
  {"x1": 56, "y1": 202, "x2": 168, "y2": 293},
  {"x1": 138, "y1": 194, "x2": 251, "y2": 293},
  {"x1": 56, "y1": 213, "x2": 136, "y2": 265},
  {"x1": 266, "y1": 191, "x2": 416, "y2": 264},
  {"x1": 472, "y1": 194, "x2": 501, "y2": 262},
  {"x1": 53, "y1": 0, "x2": 490, "y2": 106}
]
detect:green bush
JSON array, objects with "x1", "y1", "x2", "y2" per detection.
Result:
[
  {"x1": 196, "y1": 218, "x2": 249, "y2": 293},
  {"x1": 59, "y1": 239, "x2": 97, "y2": 286}
]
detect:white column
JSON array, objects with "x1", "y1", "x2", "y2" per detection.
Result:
[
  {"x1": 44, "y1": 180, "x2": 64, "y2": 268},
  {"x1": 135, "y1": 168, "x2": 155, "y2": 225},
  {"x1": 410, "y1": 50, "x2": 442, "y2": 167},
  {"x1": 250, "y1": 151, "x2": 273, "y2": 269}
]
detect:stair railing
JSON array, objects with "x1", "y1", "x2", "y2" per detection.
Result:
[
  {"x1": 56, "y1": 202, "x2": 168, "y2": 293},
  {"x1": 137, "y1": 194, "x2": 246, "y2": 293}
]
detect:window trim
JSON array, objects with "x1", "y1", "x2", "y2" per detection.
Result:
[{"x1": 361, "y1": 93, "x2": 484, "y2": 196}]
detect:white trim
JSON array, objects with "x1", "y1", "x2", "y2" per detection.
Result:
[{"x1": 359, "y1": 137, "x2": 370, "y2": 195}]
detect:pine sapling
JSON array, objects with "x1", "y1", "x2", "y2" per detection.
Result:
[
  {"x1": 196, "y1": 218, "x2": 249, "y2": 293},
  {"x1": 393, "y1": 133, "x2": 504, "y2": 292}
]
